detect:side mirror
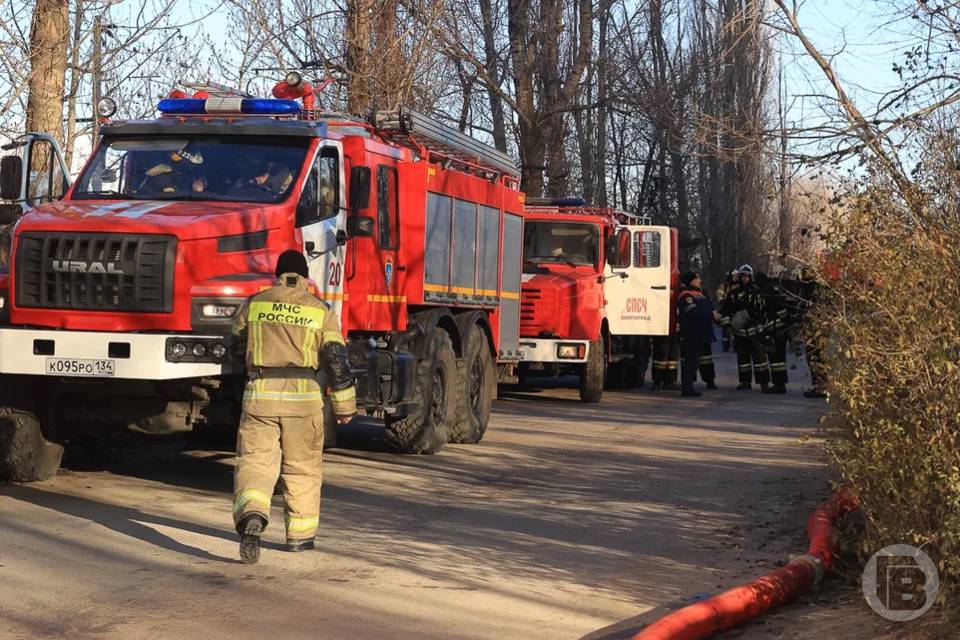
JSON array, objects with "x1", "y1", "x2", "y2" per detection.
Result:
[
  {"x1": 0, "y1": 155, "x2": 23, "y2": 200},
  {"x1": 99, "y1": 168, "x2": 118, "y2": 183},
  {"x1": 0, "y1": 203, "x2": 22, "y2": 224},
  {"x1": 349, "y1": 166, "x2": 371, "y2": 210},
  {"x1": 346, "y1": 215, "x2": 374, "y2": 238},
  {"x1": 335, "y1": 229, "x2": 348, "y2": 245}
]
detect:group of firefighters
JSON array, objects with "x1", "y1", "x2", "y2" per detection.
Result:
[{"x1": 646, "y1": 264, "x2": 825, "y2": 399}]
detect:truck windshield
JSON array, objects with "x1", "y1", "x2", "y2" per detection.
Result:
[
  {"x1": 523, "y1": 222, "x2": 599, "y2": 268},
  {"x1": 73, "y1": 135, "x2": 310, "y2": 203}
]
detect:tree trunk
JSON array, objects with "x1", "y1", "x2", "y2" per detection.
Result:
[
  {"x1": 25, "y1": 0, "x2": 69, "y2": 148},
  {"x1": 478, "y1": 0, "x2": 507, "y2": 152},
  {"x1": 345, "y1": 0, "x2": 374, "y2": 113}
]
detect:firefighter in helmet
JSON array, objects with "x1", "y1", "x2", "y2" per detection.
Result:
[
  {"x1": 756, "y1": 271, "x2": 790, "y2": 394},
  {"x1": 720, "y1": 264, "x2": 770, "y2": 391},
  {"x1": 231, "y1": 250, "x2": 356, "y2": 564}
]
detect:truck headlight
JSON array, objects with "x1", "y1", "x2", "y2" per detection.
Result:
[
  {"x1": 557, "y1": 343, "x2": 585, "y2": 359},
  {"x1": 0, "y1": 292, "x2": 5, "y2": 310},
  {"x1": 200, "y1": 303, "x2": 239, "y2": 318}
]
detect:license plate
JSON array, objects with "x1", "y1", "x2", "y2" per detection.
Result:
[{"x1": 45, "y1": 357, "x2": 116, "y2": 377}]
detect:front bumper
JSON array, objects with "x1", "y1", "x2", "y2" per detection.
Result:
[
  {"x1": 0, "y1": 328, "x2": 235, "y2": 380},
  {"x1": 518, "y1": 338, "x2": 590, "y2": 364}
]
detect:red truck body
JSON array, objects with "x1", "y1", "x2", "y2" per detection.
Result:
[{"x1": 0, "y1": 87, "x2": 522, "y2": 460}]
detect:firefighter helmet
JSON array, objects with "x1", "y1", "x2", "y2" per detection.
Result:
[{"x1": 737, "y1": 264, "x2": 754, "y2": 276}]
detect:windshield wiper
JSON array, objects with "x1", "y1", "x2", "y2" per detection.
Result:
[{"x1": 75, "y1": 189, "x2": 132, "y2": 199}]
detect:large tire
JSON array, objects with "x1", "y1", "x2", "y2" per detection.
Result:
[
  {"x1": 0, "y1": 408, "x2": 63, "y2": 482},
  {"x1": 450, "y1": 323, "x2": 494, "y2": 444},
  {"x1": 385, "y1": 329, "x2": 457, "y2": 454},
  {"x1": 579, "y1": 336, "x2": 606, "y2": 403}
]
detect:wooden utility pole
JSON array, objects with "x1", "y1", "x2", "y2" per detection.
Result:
[
  {"x1": 778, "y1": 56, "x2": 791, "y2": 264},
  {"x1": 91, "y1": 13, "x2": 104, "y2": 141},
  {"x1": 25, "y1": 0, "x2": 70, "y2": 144}
]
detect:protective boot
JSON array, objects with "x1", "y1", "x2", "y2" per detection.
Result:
[
  {"x1": 705, "y1": 381, "x2": 719, "y2": 390},
  {"x1": 765, "y1": 384, "x2": 787, "y2": 394},
  {"x1": 736, "y1": 383, "x2": 751, "y2": 391},
  {"x1": 238, "y1": 514, "x2": 267, "y2": 565},
  {"x1": 803, "y1": 389, "x2": 827, "y2": 398},
  {"x1": 287, "y1": 539, "x2": 316, "y2": 553}
]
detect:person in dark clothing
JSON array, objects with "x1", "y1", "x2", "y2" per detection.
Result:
[
  {"x1": 715, "y1": 270, "x2": 738, "y2": 352},
  {"x1": 677, "y1": 271, "x2": 717, "y2": 397},
  {"x1": 757, "y1": 272, "x2": 790, "y2": 394},
  {"x1": 720, "y1": 265, "x2": 770, "y2": 391}
]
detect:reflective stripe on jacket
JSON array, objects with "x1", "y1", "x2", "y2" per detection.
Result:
[{"x1": 232, "y1": 272, "x2": 356, "y2": 417}]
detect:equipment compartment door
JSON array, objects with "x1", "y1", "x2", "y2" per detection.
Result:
[
  {"x1": 605, "y1": 225, "x2": 673, "y2": 336},
  {"x1": 298, "y1": 142, "x2": 347, "y2": 317}
]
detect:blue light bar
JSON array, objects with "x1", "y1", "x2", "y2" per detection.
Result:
[{"x1": 157, "y1": 98, "x2": 301, "y2": 116}]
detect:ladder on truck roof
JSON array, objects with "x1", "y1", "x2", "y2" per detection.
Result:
[{"x1": 373, "y1": 110, "x2": 519, "y2": 179}]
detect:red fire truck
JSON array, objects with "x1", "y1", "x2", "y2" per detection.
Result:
[
  {"x1": 0, "y1": 76, "x2": 524, "y2": 481},
  {"x1": 518, "y1": 201, "x2": 678, "y2": 401}
]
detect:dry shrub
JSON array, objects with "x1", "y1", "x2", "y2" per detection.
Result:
[{"x1": 815, "y1": 147, "x2": 960, "y2": 601}]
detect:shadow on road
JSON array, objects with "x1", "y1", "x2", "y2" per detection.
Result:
[{"x1": 1, "y1": 484, "x2": 240, "y2": 562}]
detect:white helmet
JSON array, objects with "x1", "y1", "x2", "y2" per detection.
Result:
[{"x1": 737, "y1": 264, "x2": 754, "y2": 277}]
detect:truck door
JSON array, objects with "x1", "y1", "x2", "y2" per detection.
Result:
[
  {"x1": 604, "y1": 225, "x2": 673, "y2": 336},
  {"x1": 0, "y1": 133, "x2": 70, "y2": 221},
  {"x1": 297, "y1": 142, "x2": 347, "y2": 317}
]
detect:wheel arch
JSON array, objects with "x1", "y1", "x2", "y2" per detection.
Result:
[
  {"x1": 454, "y1": 310, "x2": 494, "y2": 358},
  {"x1": 409, "y1": 307, "x2": 462, "y2": 358}
]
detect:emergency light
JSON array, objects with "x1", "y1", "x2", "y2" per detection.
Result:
[{"x1": 157, "y1": 97, "x2": 301, "y2": 116}]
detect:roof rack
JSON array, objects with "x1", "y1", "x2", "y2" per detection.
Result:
[
  {"x1": 373, "y1": 109, "x2": 519, "y2": 178},
  {"x1": 180, "y1": 80, "x2": 253, "y2": 98}
]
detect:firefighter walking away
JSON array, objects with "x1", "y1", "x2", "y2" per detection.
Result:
[{"x1": 231, "y1": 251, "x2": 356, "y2": 564}]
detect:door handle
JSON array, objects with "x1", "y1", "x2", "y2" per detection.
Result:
[
  {"x1": 651, "y1": 285, "x2": 667, "y2": 290},
  {"x1": 304, "y1": 241, "x2": 323, "y2": 259}
]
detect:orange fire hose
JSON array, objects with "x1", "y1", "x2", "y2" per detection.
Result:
[{"x1": 633, "y1": 489, "x2": 859, "y2": 640}]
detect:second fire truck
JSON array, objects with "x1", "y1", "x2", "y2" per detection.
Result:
[
  {"x1": 518, "y1": 201, "x2": 679, "y2": 402},
  {"x1": 0, "y1": 75, "x2": 524, "y2": 480}
]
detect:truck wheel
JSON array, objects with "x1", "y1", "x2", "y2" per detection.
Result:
[
  {"x1": 385, "y1": 329, "x2": 457, "y2": 454},
  {"x1": 450, "y1": 323, "x2": 494, "y2": 444},
  {"x1": 579, "y1": 336, "x2": 606, "y2": 403},
  {"x1": 0, "y1": 408, "x2": 63, "y2": 482}
]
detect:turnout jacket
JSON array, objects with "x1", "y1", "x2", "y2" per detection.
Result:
[
  {"x1": 232, "y1": 272, "x2": 356, "y2": 418},
  {"x1": 719, "y1": 282, "x2": 766, "y2": 337}
]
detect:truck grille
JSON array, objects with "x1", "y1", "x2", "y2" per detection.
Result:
[
  {"x1": 520, "y1": 287, "x2": 541, "y2": 333},
  {"x1": 15, "y1": 232, "x2": 176, "y2": 313}
]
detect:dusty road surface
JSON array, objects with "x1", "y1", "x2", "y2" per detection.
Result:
[{"x1": 0, "y1": 354, "x2": 892, "y2": 640}]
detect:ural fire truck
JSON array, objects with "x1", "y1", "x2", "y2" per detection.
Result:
[
  {"x1": 518, "y1": 201, "x2": 678, "y2": 402},
  {"x1": 0, "y1": 76, "x2": 524, "y2": 481}
]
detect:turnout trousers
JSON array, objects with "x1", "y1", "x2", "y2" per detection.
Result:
[
  {"x1": 233, "y1": 412, "x2": 325, "y2": 543},
  {"x1": 699, "y1": 344, "x2": 716, "y2": 383},
  {"x1": 768, "y1": 334, "x2": 789, "y2": 385},
  {"x1": 734, "y1": 336, "x2": 770, "y2": 386},
  {"x1": 652, "y1": 334, "x2": 680, "y2": 384}
]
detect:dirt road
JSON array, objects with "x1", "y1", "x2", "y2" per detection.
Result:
[{"x1": 0, "y1": 354, "x2": 891, "y2": 639}]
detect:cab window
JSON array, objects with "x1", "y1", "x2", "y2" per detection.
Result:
[
  {"x1": 634, "y1": 230, "x2": 661, "y2": 268},
  {"x1": 377, "y1": 165, "x2": 399, "y2": 249},
  {"x1": 296, "y1": 147, "x2": 340, "y2": 227},
  {"x1": 608, "y1": 228, "x2": 631, "y2": 268},
  {"x1": 26, "y1": 139, "x2": 68, "y2": 205}
]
